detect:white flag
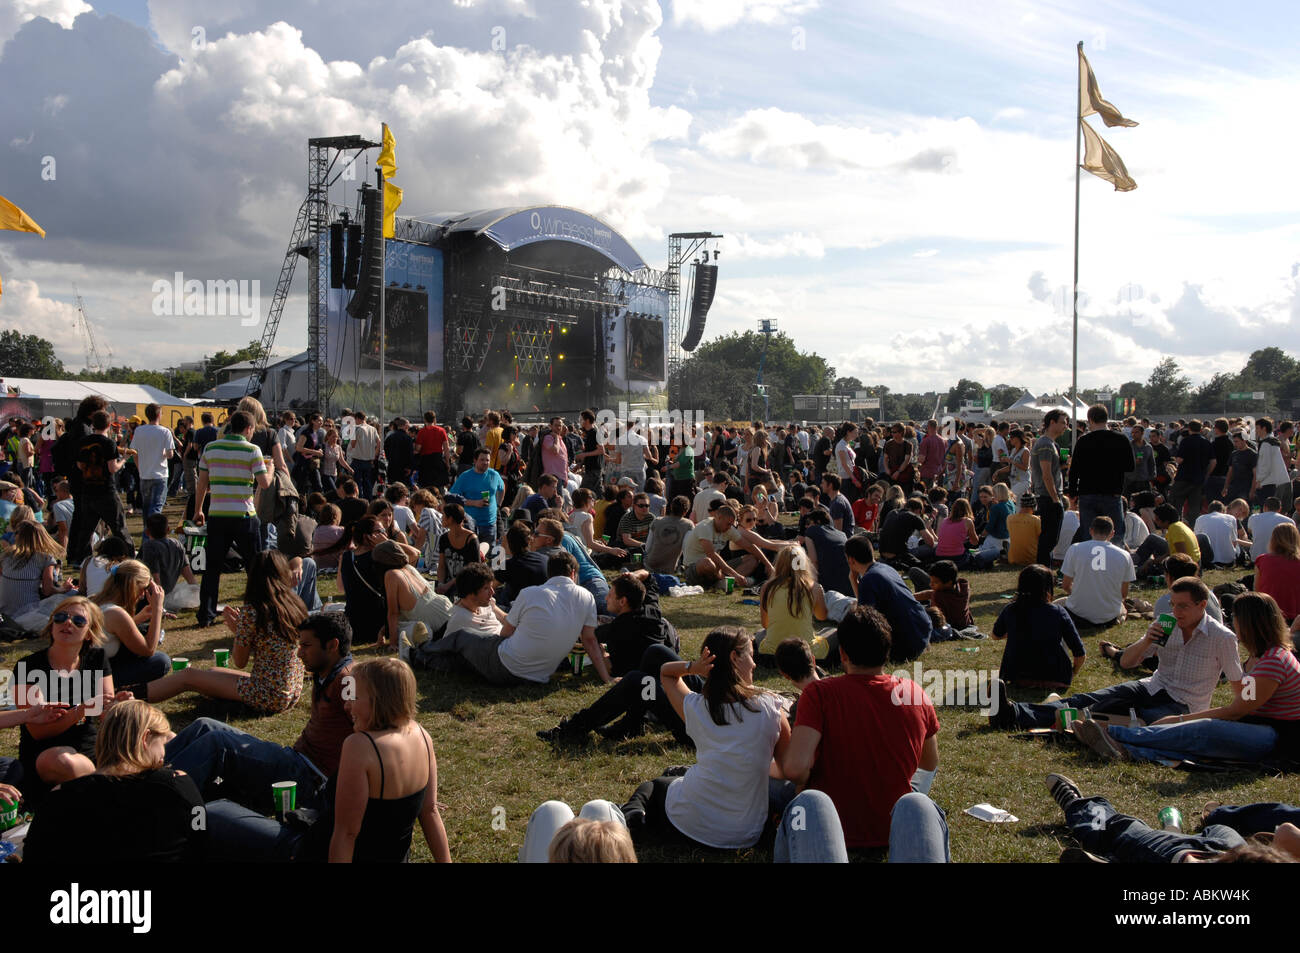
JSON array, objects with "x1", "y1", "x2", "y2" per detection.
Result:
[
  {"x1": 1080, "y1": 119, "x2": 1137, "y2": 191},
  {"x1": 1079, "y1": 47, "x2": 1138, "y2": 128}
]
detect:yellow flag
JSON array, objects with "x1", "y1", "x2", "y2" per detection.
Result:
[
  {"x1": 0, "y1": 194, "x2": 45, "y2": 237},
  {"x1": 377, "y1": 123, "x2": 398, "y2": 180},
  {"x1": 383, "y1": 181, "x2": 403, "y2": 238},
  {"x1": 1080, "y1": 119, "x2": 1137, "y2": 191},
  {"x1": 1079, "y1": 48, "x2": 1138, "y2": 128}
]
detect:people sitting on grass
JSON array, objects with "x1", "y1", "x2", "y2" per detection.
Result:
[
  {"x1": 1255, "y1": 522, "x2": 1300, "y2": 625},
  {"x1": 376, "y1": 539, "x2": 452, "y2": 653},
  {"x1": 1058, "y1": 516, "x2": 1136, "y2": 629},
  {"x1": 599, "y1": 570, "x2": 679, "y2": 677},
  {"x1": 23, "y1": 699, "x2": 205, "y2": 863},
  {"x1": 1135, "y1": 503, "x2": 1200, "y2": 577},
  {"x1": 520, "y1": 800, "x2": 635, "y2": 863},
  {"x1": 1007, "y1": 493, "x2": 1041, "y2": 566},
  {"x1": 0, "y1": 519, "x2": 74, "y2": 619},
  {"x1": 495, "y1": 521, "x2": 549, "y2": 608},
  {"x1": 1044, "y1": 773, "x2": 1299, "y2": 863},
  {"x1": 15, "y1": 597, "x2": 127, "y2": 798},
  {"x1": 620, "y1": 627, "x2": 791, "y2": 851},
  {"x1": 422, "y1": 550, "x2": 608, "y2": 686},
  {"x1": 642, "y1": 494, "x2": 693, "y2": 574},
  {"x1": 76, "y1": 535, "x2": 132, "y2": 598},
  {"x1": 433, "y1": 502, "x2": 481, "y2": 598},
  {"x1": 772, "y1": 638, "x2": 821, "y2": 722},
  {"x1": 680, "y1": 501, "x2": 781, "y2": 589},
  {"x1": 1070, "y1": 592, "x2": 1300, "y2": 766},
  {"x1": 800, "y1": 508, "x2": 852, "y2": 597},
  {"x1": 166, "y1": 612, "x2": 353, "y2": 817},
  {"x1": 913, "y1": 559, "x2": 973, "y2": 633},
  {"x1": 755, "y1": 546, "x2": 834, "y2": 665},
  {"x1": 569, "y1": 487, "x2": 627, "y2": 565},
  {"x1": 844, "y1": 534, "x2": 932, "y2": 664},
  {"x1": 933, "y1": 497, "x2": 995, "y2": 571},
  {"x1": 444, "y1": 563, "x2": 506, "y2": 637},
  {"x1": 138, "y1": 513, "x2": 197, "y2": 597},
  {"x1": 993, "y1": 564, "x2": 1085, "y2": 691},
  {"x1": 90, "y1": 559, "x2": 171, "y2": 691},
  {"x1": 990, "y1": 578, "x2": 1243, "y2": 730},
  {"x1": 777, "y1": 605, "x2": 945, "y2": 862},
  {"x1": 48, "y1": 480, "x2": 73, "y2": 549},
  {"x1": 144, "y1": 551, "x2": 307, "y2": 715}
]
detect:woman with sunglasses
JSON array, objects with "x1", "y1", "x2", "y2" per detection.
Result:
[
  {"x1": 144, "y1": 551, "x2": 307, "y2": 715},
  {"x1": 15, "y1": 596, "x2": 128, "y2": 801},
  {"x1": 23, "y1": 700, "x2": 204, "y2": 862}
]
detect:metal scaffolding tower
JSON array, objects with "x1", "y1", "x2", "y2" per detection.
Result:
[{"x1": 666, "y1": 232, "x2": 721, "y2": 411}]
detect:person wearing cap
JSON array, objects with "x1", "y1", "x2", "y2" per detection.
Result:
[{"x1": 1007, "y1": 493, "x2": 1041, "y2": 566}]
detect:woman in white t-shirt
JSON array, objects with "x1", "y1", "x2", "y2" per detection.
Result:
[
  {"x1": 444, "y1": 563, "x2": 507, "y2": 636},
  {"x1": 621, "y1": 626, "x2": 790, "y2": 850}
]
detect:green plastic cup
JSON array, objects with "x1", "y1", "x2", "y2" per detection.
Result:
[
  {"x1": 1057, "y1": 707, "x2": 1080, "y2": 730},
  {"x1": 214, "y1": 648, "x2": 230, "y2": 668},
  {"x1": 171, "y1": 657, "x2": 190, "y2": 671},
  {"x1": 1155, "y1": 613, "x2": 1177, "y2": 644},
  {"x1": 272, "y1": 781, "x2": 297, "y2": 819},
  {"x1": 725, "y1": 577, "x2": 735, "y2": 594}
]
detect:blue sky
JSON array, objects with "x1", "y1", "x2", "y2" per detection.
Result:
[{"x1": 0, "y1": 0, "x2": 1296, "y2": 393}]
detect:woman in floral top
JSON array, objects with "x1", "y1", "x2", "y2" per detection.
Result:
[{"x1": 144, "y1": 551, "x2": 307, "y2": 714}]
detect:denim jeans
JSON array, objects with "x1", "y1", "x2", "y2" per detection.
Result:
[
  {"x1": 1108, "y1": 718, "x2": 1278, "y2": 764},
  {"x1": 1066, "y1": 796, "x2": 1244, "y2": 862},
  {"x1": 139, "y1": 479, "x2": 167, "y2": 517},
  {"x1": 197, "y1": 515, "x2": 263, "y2": 624},
  {"x1": 203, "y1": 799, "x2": 306, "y2": 862},
  {"x1": 351, "y1": 460, "x2": 375, "y2": 500},
  {"x1": 581, "y1": 574, "x2": 610, "y2": 615},
  {"x1": 1006, "y1": 681, "x2": 1188, "y2": 729},
  {"x1": 165, "y1": 717, "x2": 327, "y2": 816},
  {"x1": 1072, "y1": 493, "x2": 1124, "y2": 544},
  {"x1": 295, "y1": 555, "x2": 322, "y2": 612},
  {"x1": 519, "y1": 800, "x2": 626, "y2": 863},
  {"x1": 1204, "y1": 802, "x2": 1300, "y2": 837},
  {"x1": 773, "y1": 790, "x2": 950, "y2": 863},
  {"x1": 109, "y1": 649, "x2": 171, "y2": 690}
]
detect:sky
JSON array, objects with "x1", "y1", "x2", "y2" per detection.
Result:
[{"x1": 1, "y1": 0, "x2": 1297, "y2": 396}]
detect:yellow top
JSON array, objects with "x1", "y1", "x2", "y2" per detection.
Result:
[
  {"x1": 1007, "y1": 513, "x2": 1041, "y2": 565},
  {"x1": 1164, "y1": 520, "x2": 1201, "y2": 565},
  {"x1": 759, "y1": 582, "x2": 830, "y2": 659}
]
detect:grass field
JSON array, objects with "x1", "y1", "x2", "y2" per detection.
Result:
[{"x1": 3, "y1": 501, "x2": 1293, "y2": 863}]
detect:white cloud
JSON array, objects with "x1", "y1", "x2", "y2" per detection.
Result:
[
  {"x1": 670, "y1": 0, "x2": 819, "y2": 33},
  {"x1": 0, "y1": 0, "x2": 90, "y2": 54}
]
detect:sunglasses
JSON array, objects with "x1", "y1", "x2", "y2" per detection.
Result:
[
  {"x1": 634, "y1": 503, "x2": 649, "y2": 509},
  {"x1": 52, "y1": 612, "x2": 89, "y2": 627}
]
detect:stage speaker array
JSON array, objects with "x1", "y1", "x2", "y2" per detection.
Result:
[
  {"x1": 329, "y1": 223, "x2": 345, "y2": 288},
  {"x1": 343, "y1": 223, "x2": 363, "y2": 290},
  {"x1": 347, "y1": 187, "x2": 384, "y2": 320},
  {"x1": 680, "y1": 262, "x2": 717, "y2": 352}
]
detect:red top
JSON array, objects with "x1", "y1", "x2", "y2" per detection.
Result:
[
  {"x1": 414, "y1": 424, "x2": 448, "y2": 456},
  {"x1": 853, "y1": 500, "x2": 881, "y2": 533},
  {"x1": 795, "y1": 673, "x2": 939, "y2": 848},
  {"x1": 1256, "y1": 554, "x2": 1300, "y2": 621},
  {"x1": 1249, "y1": 647, "x2": 1300, "y2": 721}
]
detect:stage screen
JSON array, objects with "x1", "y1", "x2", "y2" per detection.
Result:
[
  {"x1": 324, "y1": 239, "x2": 444, "y2": 380},
  {"x1": 625, "y1": 315, "x2": 665, "y2": 381}
]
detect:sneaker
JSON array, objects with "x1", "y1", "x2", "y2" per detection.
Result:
[
  {"x1": 408, "y1": 622, "x2": 430, "y2": 647},
  {"x1": 536, "y1": 719, "x2": 587, "y2": 744},
  {"x1": 1059, "y1": 846, "x2": 1109, "y2": 863},
  {"x1": 1071, "y1": 718, "x2": 1130, "y2": 761},
  {"x1": 1044, "y1": 692, "x2": 1062, "y2": 704},
  {"x1": 1045, "y1": 773, "x2": 1083, "y2": 813}
]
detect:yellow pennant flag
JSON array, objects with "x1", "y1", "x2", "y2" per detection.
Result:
[
  {"x1": 1079, "y1": 47, "x2": 1138, "y2": 128},
  {"x1": 1080, "y1": 119, "x2": 1137, "y2": 191},
  {"x1": 0, "y1": 194, "x2": 45, "y2": 237},
  {"x1": 377, "y1": 123, "x2": 398, "y2": 180},
  {"x1": 383, "y1": 181, "x2": 403, "y2": 238}
]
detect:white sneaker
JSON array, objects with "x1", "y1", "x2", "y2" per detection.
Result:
[
  {"x1": 1045, "y1": 692, "x2": 1062, "y2": 703},
  {"x1": 409, "y1": 622, "x2": 430, "y2": 647}
]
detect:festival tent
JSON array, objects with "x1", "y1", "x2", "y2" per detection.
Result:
[
  {"x1": 0, "y1": 376, "x2": 197, "y2": 428},
  {"x1": 993, "y1": 391, "x2": 1090, "y2": 427}
]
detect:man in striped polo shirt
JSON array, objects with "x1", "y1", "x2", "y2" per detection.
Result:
[{"x1": 192, "y1": 410, "x2": 273, "y2": 626}]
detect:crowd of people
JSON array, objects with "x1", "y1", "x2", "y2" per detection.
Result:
[{"x1": 0, "y1": 395, "x2": 1297, "y2": 863}]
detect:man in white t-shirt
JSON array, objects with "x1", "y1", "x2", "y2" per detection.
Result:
[
  {"x1": 422, "y1": 551, "x2": 608, "y2": 685},
  {"x1": 1059, "y1": 516, "x2": 1135, "y2": 626},
  {"x1": 690, "y1": 472, "x2": 728, "y2": 523},
  {"x1": 1051, "y1": 502, "x2": 1081, "y2": 564},
  {"x1": 50, "y1": 479, "x2": 75, "y2": 548},
  {"x1": 444, "y1": 563, "x2": 507, "y2": 636},
  {"x1": 1247, "y1": 497, "x2": 1295, "y2": 564},
  {"x1": 1193, "y1": 501, "x2": 1247, "y2": 567},
  {"x1": 130, "y1": 402, "x2": 176, "y2": 518},
  {"x1": 795, "y1": 424, "x2": 810, "y2": 455},
  {"x1": 681, "y1": 505, "x2": 776, "y2": 587}
]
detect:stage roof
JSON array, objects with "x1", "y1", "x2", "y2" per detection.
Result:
[{"x1": 436, "y1": 206, "x2": 647, "y2": 275}]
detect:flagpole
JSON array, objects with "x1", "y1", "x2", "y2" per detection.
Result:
[
  {"x1": 377, "y1": 169, "x2": 386, "y2": 427},
  {"x1": 1071, "y1": 40, "x2": 1083, "y2": 456}
]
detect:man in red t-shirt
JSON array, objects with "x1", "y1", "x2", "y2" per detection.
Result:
[
  {"x1": 414, "y1": 410, "x2": 451, "y2": 490},
  {"x1": 782, "y1": 604, "x2": 940, "y2": 850}
]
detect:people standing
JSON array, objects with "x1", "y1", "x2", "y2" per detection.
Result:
[
  {"x1": 1066, "y1": 405, "x2": 1134, "y2": 544},
  {"x1": 347, "y1": 412, "x2": 381, "y2": 500},
  {"x1": 1033, "y1": 410, "x2": 1069, "y2": 567}
]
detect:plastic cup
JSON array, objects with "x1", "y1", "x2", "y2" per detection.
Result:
[
  {"x1": 171, "y1": 657, "x2": 190, "y2": 671},
  {"x1": 272, "y1": 781, "x2": 297, "y2": 819},
  {"x1": 214, "y1": 648, "x2": 230, "y2": 668},
  {"x1": 481, "y1": 491, "x2": 490, "y2": 501},
  {"x1": 1057, "y1": 707, "x2": 1080, "y2": 730},
  {"x1": 725, "y1": 577, "x2": 735, "y2": 594},
  {"x1": 1155, "y1": 613, "x2": 1176, "y2": 644}
]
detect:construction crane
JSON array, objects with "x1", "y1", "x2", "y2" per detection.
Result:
[{"x1": 72, "y1": 284, "x2": 111, "y2": 374}]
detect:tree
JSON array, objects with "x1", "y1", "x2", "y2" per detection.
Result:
[
  {"x1": 1144, "y1": 357, "x2": 1192, "y2": 415},
  {"x1": 0, "y1": 330, "x2": 65, "y2": 379},
  {"x1": 944, "y1": 378, "x2": 985, "y2": 411},
  {"x1": 672, "y1": 331, "x2": 834, "y2": 420},
  {"x1": 1192, "y1": 372, "x2": 1234, "y2": 412},
  {"x1": 832, "y1": 376, "x2": 864, "y2": 395},
  {"x1": 988, "y1": 383, "x2": 1029, "y2": 412}
]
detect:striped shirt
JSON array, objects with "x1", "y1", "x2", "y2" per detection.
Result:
[
  {"x1": 1249, "y1": 647, "x2": 1300, "y2": 721},
  {"x1": 199, "y1": 435, "x2": 267, "y2": 517}
]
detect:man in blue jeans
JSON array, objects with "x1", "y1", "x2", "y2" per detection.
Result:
[
  {"x1": 1045, "y1": 774, "x2": 1299, "y2": 862},
  {"x1": 1066, "y1": 404, "x2": 1133, "y2": 544},
  {"x1": 166, "y1": 613, "x2": 352, "y2": 820},
  {"x1": 990, "y1": 578, "x2": 1243, "y2": 730},
  {"x1": 1033, "y1": 410, "x2": 1070, "y2": 566}
]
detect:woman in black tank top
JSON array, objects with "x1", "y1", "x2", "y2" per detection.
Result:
[{"x1": 329, "y1": 658, "x2": 450, "y2": 862}]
